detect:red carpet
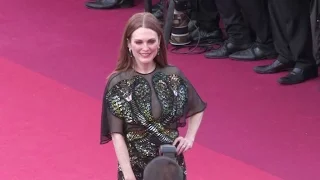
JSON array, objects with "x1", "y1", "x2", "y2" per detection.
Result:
[{"x1": 1, "y1": 0, "x2": 320, "y2": 180}]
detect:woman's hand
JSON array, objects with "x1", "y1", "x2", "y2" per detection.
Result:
[{"x1": 173, "y1": 136, "x2": 194, "y2": 155}]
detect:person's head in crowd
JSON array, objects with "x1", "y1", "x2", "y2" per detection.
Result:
[
  {"x1": 143, "y1": 156, "x2": 184, "y2": 180},
  {"x1": 116, "y1": 12, "x2": 168, "y2": 73}
]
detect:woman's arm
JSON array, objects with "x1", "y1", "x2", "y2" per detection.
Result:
[
  {"x1": 111, "y1": 133, "x2": 136, "y2": 180},
  {"x1": 185, "y1": 111, "x2": 204, "y2": 141},
  {"x1": 173, "y1": 112, "x2": 204, "y2": 154}
]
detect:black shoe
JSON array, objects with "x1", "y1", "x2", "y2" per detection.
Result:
[
  {"x1": 253, "y1": 59, "x2": 295, "y2": 74},
  {"x1": 190, "y1": 29, "x2": 223, "y2": 42},
  {"x1": 85, "y1": 0, "x2": 133, "y2": 9},
  {"x1": 278, "y1": 66, "x2": 318, "y2": 85},
  {"x1": 229, "y1": 43, "x2": 278, "y2": 61},
  {"x1": 205, "y1": 41, "x2": 250, "y2": 59}
]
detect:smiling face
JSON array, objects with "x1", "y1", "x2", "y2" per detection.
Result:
[{"x1": 128, "y1": 27, "x2": 160, "y2": 66}]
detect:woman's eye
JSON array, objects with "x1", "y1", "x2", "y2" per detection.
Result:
[
  {"x1": 135, "y1": 41, "x2": 143, "y2": 44},
  {"x1": 148, "y1": 40, "x2": 156, "y2": 44}
]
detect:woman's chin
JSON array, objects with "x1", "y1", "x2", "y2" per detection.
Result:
[{"x1": 137, "y1": 57, "x2": 155, "y2": 64}]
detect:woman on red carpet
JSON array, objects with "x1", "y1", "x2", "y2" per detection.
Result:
[{"x1": 100, "y1": 12, "x2": 206, "y2": 180}]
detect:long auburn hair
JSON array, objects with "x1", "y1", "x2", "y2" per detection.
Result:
[{"x1": 109, "y1": 12, "x2": 168, "y2": 78}]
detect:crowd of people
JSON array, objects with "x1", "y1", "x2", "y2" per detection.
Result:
[
  {"x1": 86, "y1": 0, "x2": 320, "y2": 179},
  {"x1": 87, "y1": 0, "x2": 320, "y2": 85}
]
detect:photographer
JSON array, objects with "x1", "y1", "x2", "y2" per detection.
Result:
[
  {"x1": 152, "y1": 0, "x2": 222, "y2": 42},
  {"x1": 143, "y1": 145, "x2": 183, "y2": 180},
  {"x1": 143, "y1": 156, "x2": 184, "y2": 180}
]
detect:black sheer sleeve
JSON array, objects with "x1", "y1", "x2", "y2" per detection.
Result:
[
  {"x1": 100, "y1": 73, "x2": 124, "y2": 144},
  {"x1": 178, "y1": 69, "x2": 207, "y2": 118}
]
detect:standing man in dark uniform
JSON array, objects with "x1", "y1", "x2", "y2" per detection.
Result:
[
  {"x1": 310, "y1": 0, "x2": 320, "y2": 66},
  {"x1": 254, "y1": 0, "x2": 318, "y2": 85},
  {"x1": 205, "y1": 0, "x2": 277, "y2": 60},
  {"x1": 189, "y1": 0, "x2": 223, "y2": 42}
]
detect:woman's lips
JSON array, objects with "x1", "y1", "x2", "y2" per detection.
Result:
[{"x1": 140, "y1": 53, "x2": 151, "y2": 57}]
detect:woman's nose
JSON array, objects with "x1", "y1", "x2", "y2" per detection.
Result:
[{"x1": 142, "y1": 43, "x2": 149, "y2": 50}]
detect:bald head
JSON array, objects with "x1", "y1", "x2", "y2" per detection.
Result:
[{"x1": 143, "y1": 156, "x2": 184, "y2": 180}]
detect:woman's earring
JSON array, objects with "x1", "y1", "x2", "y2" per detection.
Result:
[
  {"x1": 129, "y1": 49, "x2": 133, "y2": 57},
  {"x1": 157, "y1": 48, "x2": 160, "y2": 56}
]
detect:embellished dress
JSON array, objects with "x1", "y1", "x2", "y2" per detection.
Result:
[{"x1": 100, "y1": 65, "x2": 206, "y2": 180}]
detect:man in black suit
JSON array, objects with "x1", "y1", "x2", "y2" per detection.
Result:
[
  {"x1": 310, "y1": 0, "x2": 320, "y2": 66},
  {"x1": 189, "y1": 0, "x2": 223, "y2": 42},
  {"x1": 254, "y1": 0, "x2": 318, "y2": 85},
  {"x1": 205, "y1": 0, "x2": 277, "y2": 61},
  {"x1": 85, "y1": 0, "x2": 133, "y2": 9}
]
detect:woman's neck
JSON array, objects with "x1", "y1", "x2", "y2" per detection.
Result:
[{"x1": 134, "y1": 62, "x2": 156, "y2": 74}]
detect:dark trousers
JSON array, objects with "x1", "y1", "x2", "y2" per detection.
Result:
[
  {"x1": 310, "y1": 0, "x2": 320, "y2": 61},
  {"x1": 190, "y1": 0, "x2": 220, "y2": 32},
  {"x1": 269, "y1": 0, "x2": 316, "y2": 67},
  {"x1": 214, "y1": 0, "x2": 272, "y2": 44}
]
